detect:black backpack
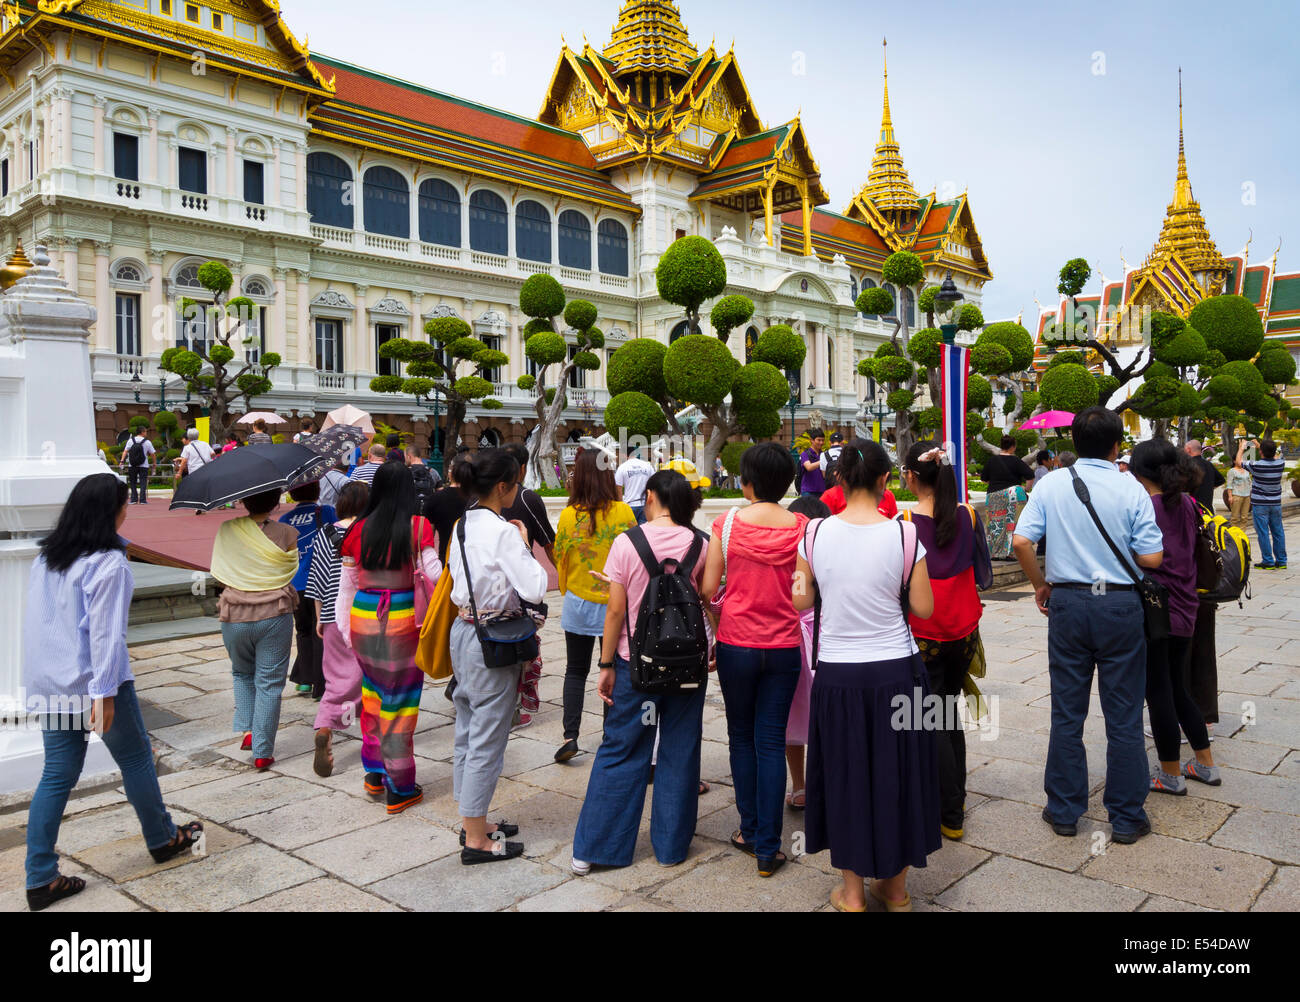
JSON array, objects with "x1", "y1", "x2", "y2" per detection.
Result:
[
  {"x1": 410, "y1": 464, "x2": 434, "y2": 507},
  {"x1": 127, "y1": 436, "x2": 147, "y2": 466},
  {"x1": 625, "y1": 527, "x2": 709, "y2": 694}
]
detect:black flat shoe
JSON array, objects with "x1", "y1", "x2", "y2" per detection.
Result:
[
  {"x1": 554, "y1": 739, "x2": 579, "y2": 763},
  {"x1": 461, "y1": 840, "x2": 525, "y2": 864},
  {"x1": 26, "y1": 874, "x2": 86, "y2": 912},
  {"x1": 1111, "y1": 820, "x2": 1152, "y2": 845},
  {"x1": 364, "y1": 773, "x2": 385, "y2": 798},
  {"x1": 730, "y1": 830, "x2": 756, "y2": 857},
  {"x1": 459, "y1": 821, "x2": 520, "y2": 846},
  {"x1": 149, "y1": 821, "x2": 204, "y2": 864},
  {"x1": 1041, "y1": 808, "x2": 1077, "y2": 837},
  {"x1": 757, "y1": 852, "x2": 787, "y2": 877}
]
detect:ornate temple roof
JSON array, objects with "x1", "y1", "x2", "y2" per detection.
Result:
[
  {"x1": 1142, "y1": 74, "x2": 1229, "y2": 279},
  {"x1": 847, "y1": 40, "x2": 920, "y2": 218},
  {"x1": 602, "y1": 0, "x2": 698, "y2": 77}
]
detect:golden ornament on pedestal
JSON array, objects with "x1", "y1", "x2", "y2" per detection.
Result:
[{"x1": 0, "y1": 239, "x2": 33, "y2": 290}]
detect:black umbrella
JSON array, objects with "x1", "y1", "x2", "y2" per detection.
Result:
[
  {"x1": 170, "y1": 443, "x2": 327, "y2": 512},
  {"x1": 297, "y1": 424, "x2": 368, "y2": 471}
]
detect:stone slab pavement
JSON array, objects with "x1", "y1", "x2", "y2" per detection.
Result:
[{"x1": 3, "y1": 552, "x2": 1298, "y2": 912}]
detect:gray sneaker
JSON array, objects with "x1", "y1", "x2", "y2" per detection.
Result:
[
  {"x1": 1183, "y1": 759, "x2": 1222, "y2": 786},
  {"x1": 1149, "y1": 768, "x2": 1187, "y2": 796}
]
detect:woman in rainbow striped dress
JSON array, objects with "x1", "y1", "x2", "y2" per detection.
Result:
[{"x1": 336, "y1": 462, "x2": 442, "y2": 814}]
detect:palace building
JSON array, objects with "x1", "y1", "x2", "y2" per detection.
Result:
[
  {"x1": 0, "y1": 0, "x2": 993, "y2": 451},
  {"x1": 1034, "y1": 77, "x2": 1300, "y2": 394}
]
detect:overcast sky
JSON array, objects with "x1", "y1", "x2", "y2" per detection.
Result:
[{"x1": 281, "y1": 0, "x2": 1300, "y2": 323}]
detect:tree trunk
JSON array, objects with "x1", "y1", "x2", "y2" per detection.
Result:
[
  {"x1": 526, "y1": 358, "x2": 579, "y2": 489},
  {"x1": 696, "y1": 409, "x2": 735, "y2": 489}
]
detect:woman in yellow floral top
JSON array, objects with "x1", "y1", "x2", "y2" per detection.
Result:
[{"x1": 553, "y1": 447, "x2": 636, "y2": 763}]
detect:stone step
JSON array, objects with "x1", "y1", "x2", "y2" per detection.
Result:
[
  {"x1": 127, "y1": 616, "x2": 224, "y2": 648},
  {"x1": 129, "y1": 561, "x2": 218, "y2": 627}
]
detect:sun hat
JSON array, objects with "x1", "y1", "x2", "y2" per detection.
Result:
[{"x1": 659, "y1": 456, "x2": 711, "y2": 489}]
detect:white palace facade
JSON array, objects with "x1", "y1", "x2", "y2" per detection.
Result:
[{"x1": 0, "y1": 0, "x2": 993, "y2": 451}]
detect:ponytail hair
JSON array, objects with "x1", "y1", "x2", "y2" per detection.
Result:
[
  {"x1": 836, "y1": 438, "x2": 892, "y2": 499},
  {"x1": 1130, "y1": 438, "x2": 1199, "y2": 506},
  {"x1": 451, "y1": 447, "x2": 520, "y2": 501},
  {"x1": 906, "y1": 441, "x2": 960, "y2": 547},
  {"x1": 644, "y1": 470, "x2": 701, "y2": 527}
]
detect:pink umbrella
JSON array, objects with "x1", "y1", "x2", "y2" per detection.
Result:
[
  {"x1": 235, "y1": 411, "x2": 287, "y2": 426},
  {"x1": 1018, "y1": 410, "x2": 1075, "y2": 431}
]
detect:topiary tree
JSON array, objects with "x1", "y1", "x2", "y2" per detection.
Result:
[
  {"x1": 512, "y1": 273, "x2": 602, "y2": 487},
  {"x1": 657, "y1": 236, "x2": 727, "y2": 337},
  {"x1": 370, "y1": 314, "x2": 504, "y2": 471},
  {"x1": 609, "y1": 239, "x2": 806, "y2": 477},
  {"x1": 158, "y1": 260, "x2": 280, "y2": 443},
  {"x1": 968, "y1": 321, "x2": 1041, "y2": 455},
  {"x1": 152, "y1": 410, "x2": 181, "y2": 451},
  {"x1": 720, "y1": 441, "x2": 753, "y2": 480}
]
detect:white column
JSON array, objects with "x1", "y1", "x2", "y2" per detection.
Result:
[
  {"x1": 166, "y1": 136, "x2": 178, "y2": 188},
  {"x1": 551, "y1": 203, "x2": 560, "y2": 266},
  {"x1": 273, "y1": 267, "x2": 290, "y2": 361},
  {"x1": 94, "y1": 242, "x2": 113, "y2": 352},
  {"x1": 461, "y1": 190, "x2": 471, "y2": 250},
  {"x1": 91, "y1": 95, "x2": 106, "y2": 173},
  {"x1": 58, "y1": 89, "x2": 72, "y2": 170},
  {"x1": 146, "y1": 107, "x2": 160, "y2": 183},
  {"x1": 0, "y1": 244, "x2": 116, "y2": 793},
  {"x1": 294, "y1": 142, "x2": 307, "y2": 212},
  {"x1": 225, "y1": 126, "x2": 238, "y2": 199},
  {"x1": 409, "y1": 171, "x2": 421, "y2": 245},
  {"x1": 268, "y1": 140, "x2": 281, "y2": 208},
  {"x1": 295, "y1": 270, "x2": 311, "y2": 367},
  {"x1": 354, "y1": 284, "x2": 368, "y2": 376},
  {"x1": 146, "y1": 250, "x2": 166, "y2": 355}
]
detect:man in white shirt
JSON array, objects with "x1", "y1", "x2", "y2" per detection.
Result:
[
  {"x1": 177, "y1": 428, "x2": 215, "y2": 476},
  {"x1": 615, "y1": 448, "x2": 656, "y2": 525},
  {"x1": 819, "y1": 431, "x2": 845, "y2": 474}
]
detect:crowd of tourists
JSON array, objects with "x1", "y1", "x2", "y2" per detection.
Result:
[{"x1": 19, "y1": 406, "x2": 1288, "y2": 911}]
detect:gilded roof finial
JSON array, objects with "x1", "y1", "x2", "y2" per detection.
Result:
[
  {"x1": 1176, "y1": 67, "x2": 1188, "y2": 186},
  {"x1": 0, "y1": 238, "x2": 33, "y2": 291},
  {"x1": 851, "y1": 37, "x2": 918, "y2": 218},
  {"x1": 881, "y1": 38, "x2": 891, "y2": 129}
]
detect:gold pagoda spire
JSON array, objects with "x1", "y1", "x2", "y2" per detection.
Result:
[
  {"x1": 1143, "y1": 70, "x2": 1228, "y2": 279},
  {"x1": 859, "y1": 39, "x2": 920, "y2": 222},
  {"x1": 603, "y1": 0, "x2": 698, "y2": 77}
]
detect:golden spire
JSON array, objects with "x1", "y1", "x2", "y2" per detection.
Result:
[
  {"x1": 0, "y1": 238, "x2": 32, "y2": 291},
  {"x1": 603, "y1": 0, "x2": 697, "y2": 77},
  {"x1": 860, "y1": 38, "x2": 919, "y2": 218},
  {"x1": 1141, "y1": 69, "x2": 1228, "y2": 281}
]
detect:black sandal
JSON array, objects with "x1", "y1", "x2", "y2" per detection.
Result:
[
  {"x1": 458, "y1": 820, "x2": 519, "y2": 846},
  {"x1": 757, "y1": 852, "x2": 788, "y2": 878},
  {"x1": 461, "y1": 840, "x2": 525, "y2": 865},
  {"x1": 27, "y1": 874, "x2": 86, "y2": 912},
  {"x1": 150, "y1": 821, "x2": 204, "y2": 864},
  {"x1": 730, "y1": 830, "x2": 756, "y2": 857}
]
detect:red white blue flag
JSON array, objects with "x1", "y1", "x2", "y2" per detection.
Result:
[{"x1": 940, "y1": 343, "x2": 970, "y2": 503}]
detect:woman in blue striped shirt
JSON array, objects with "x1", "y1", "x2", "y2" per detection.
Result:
[{"x1": 22, "y1": 474, "x2": 202, "y2": 911}]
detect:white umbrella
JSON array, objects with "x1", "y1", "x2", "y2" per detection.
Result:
[
  {"x1": 321, "y1": 404, "x2": 374, "y2": 435},
  {"x1": 236, "y1": 411, "x2": 287, "y2": 426}
]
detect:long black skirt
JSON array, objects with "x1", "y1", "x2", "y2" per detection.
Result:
[{"x1": 805, "y1": 654, "x2": 941, "y2": 878}]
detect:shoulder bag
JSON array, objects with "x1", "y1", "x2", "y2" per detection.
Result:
[
  {"x1": 455, "y1": 516, "x2": 546, "y2": 669},
  {"x1": 1068, "y1": 467, "x2": 1170, "y2": 641}
]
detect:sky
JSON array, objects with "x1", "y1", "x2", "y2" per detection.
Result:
[{"x1": 280, "y1": 0, "x2": 1300, "y2": 323}]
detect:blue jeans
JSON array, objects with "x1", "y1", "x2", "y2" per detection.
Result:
[
  {"x1": 223, "y1": 614, "x2": 294, "y2": 759},
  {"x1": 715, "y1": 642, "x2": 801, "y2": 859},
  {"x1": 1253, "y1": 504, "x2": 1287, "y2": 566},
  {"x1": 26, "y1": 682, "x2": 176, "y2": 889},
  {"x1": 573, "y1": 657, "x2": 705, "y2": 866},
  {"x1": 1045, "y1": 588, "x2": 1149, "y2": 835}
]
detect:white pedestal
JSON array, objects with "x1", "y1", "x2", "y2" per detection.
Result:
[{"x1": 0, "y1": 727, "x2": 117, "y2": 797}]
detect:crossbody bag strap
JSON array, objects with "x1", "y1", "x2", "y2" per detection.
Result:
[
  {"x1": 720, "y1": 506, "x2": 739, "y2": 586},
  {"x1": 455, "y1": 516, "x2": 483, "y2": 628},
  {"x1": 1068, "y1": 467, "x2": 1142, "y2": 585}
]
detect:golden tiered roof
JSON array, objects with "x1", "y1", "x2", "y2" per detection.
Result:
[
  {"x1": 856, "y1": 39, "x2": 919, "y2": 217},
  {"x1": 1128, "y1": 72, "x2": 1231, "y2": 315},
  {"x1": 603, "y1": 0, "x2": 698, "y2": 77},
  {"x1": 1143, "y1": 72, "x2": 1229, "y2": 278}
]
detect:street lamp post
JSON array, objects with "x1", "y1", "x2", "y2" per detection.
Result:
[
  {"x1": 417, "y1": 383, "x2": 444, "y2": 473},
  {"x1": 863, "y1": 387, "x2": 890, "y2": 442},
  {"x1": 130, "y1": 372, "x2": 190, "y2": 410},
  {"x1": 936, "y1": 271, "x2": 965, "y2": 346}
]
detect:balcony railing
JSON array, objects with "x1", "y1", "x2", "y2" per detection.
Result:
[
  {"x1": 179, "y1": 193, "x2": 209, "y2": 213},
  {"x1": 115, "y1": 181, "x2": 141, "y2": 200}
]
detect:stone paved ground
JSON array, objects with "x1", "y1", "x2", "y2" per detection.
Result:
[{"x1": 3, "y1": 556, "x2": 1298, "y2": 912}]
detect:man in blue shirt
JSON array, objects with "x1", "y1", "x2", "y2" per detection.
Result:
[
  {"x1": 1013, "y1": 407, "x2": 1164, "y2": 845},
  {"x1": 279, "y1": 482, "x2": 337, "y2": 699}
]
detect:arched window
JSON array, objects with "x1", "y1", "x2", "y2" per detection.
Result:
[
  {"x1": 850, "y1": 275, "x2": 859, "y2": 302},
  {"x1": 744, "y1": 325, "x2": 759, "y2": 364},
  {"x1": 243, "y1": 277, "x2": 270, "y2": 299},
  {"x1": 558, "y1": 210, "x2": 591, "y2": 270},
  {"x1": 418, "y1": 178, "x2": 460, "y2": 246},
  {"x1": 883, "y1": 283, "x2": 898, "y2": 320},
  {"x1": 902, "y1": 287, "x2": 916, "y2": 328},
  {"x1": 363, "y1": 165, "x2": 409, "y2": 238},
  {"x1": 669, "y1": 320, "x2": 691, "y2": 343},
  {"x1": 469, "y1": 190, "x2": 508, "y2": 255},
  {"x1": 857, "y1": 275, "x2": 876, "y2": 318},
  {"x1": 826, "y1": 337, "x2": 835, "y2": 390},
  {"x1": 115, "y1": 262, "x2": 144, "y2": 284},
  {"x1": 515, "y1": 199, "x2": 551, "y2": 263},
  {"x1": 597, "y1": 219, "x2": 629, "y2": 276},
  {"x1": 306, "y1": 152, "x2": 354, "y2": 229},
  {"x1": 174, "y1": 263, "x2": 204, "y2": 290}
]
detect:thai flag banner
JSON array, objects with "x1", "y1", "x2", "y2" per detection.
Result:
[{"x1": 940, "y1": 342, "x2": 970, "y2": 503}]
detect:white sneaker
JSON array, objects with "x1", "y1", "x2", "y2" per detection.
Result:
[{"x1": 571, "y1": 857, "x2": 590, "y2": 876}]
